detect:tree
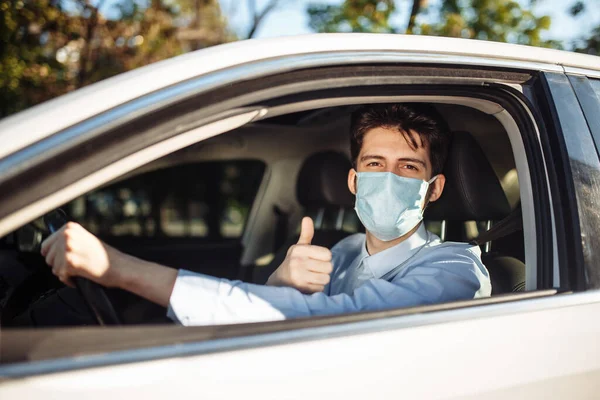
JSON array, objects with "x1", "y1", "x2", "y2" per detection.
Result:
[
  {"x1": 576, "y1": 26, "x2": 600, "y2": 56},
  {"x1": 423, "y1": 0, "x2": 558, "y2": 48},
  {"x1": 76, "y1": 0, "x2": 233, "y2": 86},
  {"x1": 176, "y1": 0, "x2": 234, "y2": 50},
  {"x1": 0, "y1": 0, "x2": 233, "y2": 118},
  {"x1": 569, "y1": 1, "x2": 600, "y2": 55},
  {"x1": 220, "y1": 0, "x2": 287, "y2": 39},
  {"x1": 308, "y1": 0, "x2": 397, "y2": 33},
  {"x1": 246, "y1": 0, "x2": 280, "y2": 38},
  {"x1": 307, "y1": 0, "x2": 559, "y2": 48},
  {"x1": 0, "y1": 0, "x2": 79, "y2": 117},
  {"x1": 406, "y1": 0, "x2": 424, "y2": 34}
]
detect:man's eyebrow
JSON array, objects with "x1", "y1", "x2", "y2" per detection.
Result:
[
  {"x1": 360, "y1": 155, "x2": 427, "y2": 167},
  {"x1": 398, "y1": 157, "x2": 426, "y2": 167},
  {"x1": 359, "y1": 154, "x2": 386, "y2": 162}
]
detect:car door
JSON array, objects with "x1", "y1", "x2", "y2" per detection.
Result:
[{"x1": 2, "y1": 37, "x2": 600, "y2": 399}]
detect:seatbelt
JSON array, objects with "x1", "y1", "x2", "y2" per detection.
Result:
[{"x1": 471, "y1": 206, "x2": 523, "y2": 246}]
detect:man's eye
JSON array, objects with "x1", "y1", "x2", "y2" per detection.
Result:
[
  {"x1": 403, "y1": 165, "x2": 418, "y2": 171},
  {"x1": 367, "y1": 162, "x2": 381, "y2": 167}
]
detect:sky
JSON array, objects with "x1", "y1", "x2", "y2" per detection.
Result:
[{"x1": 220, "y1": 0, "x2": 600, "y2": 47}]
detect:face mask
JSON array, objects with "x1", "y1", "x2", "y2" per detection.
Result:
[{"x1": 354, "y1": 172, "x2": 437, "y2": 242}]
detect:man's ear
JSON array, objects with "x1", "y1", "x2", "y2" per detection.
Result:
[
  {"x1": 348, "y1": 168, "x2": 357, "y2": 195},
  {"x1": 428, "y1": 174, "x2": 446, "y2": 203}
]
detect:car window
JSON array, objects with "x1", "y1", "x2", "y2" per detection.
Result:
[
  {"x1": 591, "y1": 79, "x2": 600, "y2": 100},
  {"x1": 64, "y1": 160, "x2": 265, "y2": 241}
]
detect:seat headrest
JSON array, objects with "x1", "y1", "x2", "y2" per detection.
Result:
[
  {"x1": 425, "y1": 131, "x2": 511, "y2": 221},
  {"x1": 296, "y1": 151, "x2": 354, "y2": 208}
]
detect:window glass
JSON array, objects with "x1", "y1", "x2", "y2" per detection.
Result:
[
  {"x1": 550, "y1": 74, "x2": 600, "y2": 289},
  {"x1": 65, "y1": 161, "x2": 265, "y2": 240},
  {"x1": 591, "y1": 79, "x2": 600, "y2": 101}
]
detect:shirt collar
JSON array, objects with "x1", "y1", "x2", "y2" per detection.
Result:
[{"x1": 360, "y1": 223, "x2": 430, "y2": 279}]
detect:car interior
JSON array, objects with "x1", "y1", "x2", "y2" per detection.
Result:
[{"x1": 0, "y1": 101, "x2": 527, "y2": 327}]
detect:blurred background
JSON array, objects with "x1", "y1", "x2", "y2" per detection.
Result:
[{"x1": 1, "y1": 0, "x2": 599, "y2": 119}]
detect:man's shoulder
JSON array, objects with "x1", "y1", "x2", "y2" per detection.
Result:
[
  {"x1": 403, "y1": 240, "x2": 491, "y2": 297},
  {"x1": 426, "y1": 240, "x2": 483, "y2": 261},
  {"x1": 416, "y1": 240, "x2": 489, "y2": 283}
]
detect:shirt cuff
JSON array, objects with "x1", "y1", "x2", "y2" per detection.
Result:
[{"x1": 166, "y1": 269, "x2": 222, "y2": 326}]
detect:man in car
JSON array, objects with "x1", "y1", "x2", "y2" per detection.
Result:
[{"x1": 41, "y1": 104, "x2": 491, "y2": 325}]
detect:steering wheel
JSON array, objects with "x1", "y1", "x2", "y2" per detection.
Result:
[{"x1": 44, "y1": 210, "x2": 121, "y2": 326}]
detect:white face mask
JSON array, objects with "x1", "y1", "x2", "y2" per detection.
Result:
[{"x1": 354, "y1": 172, "x2": 437, "y2": 242}]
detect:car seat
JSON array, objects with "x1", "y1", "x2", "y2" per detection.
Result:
[{"x1": 426, "y1": 131, "x2": 526, "y2": 294}]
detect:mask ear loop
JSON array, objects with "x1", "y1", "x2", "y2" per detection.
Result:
[{"x1": 422, "y1": 175, "x2": 439, "y2": 211}]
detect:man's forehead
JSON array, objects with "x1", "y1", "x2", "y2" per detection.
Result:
[{"x1": 361, "y1": 127, "x2": 429, "y2": 156}]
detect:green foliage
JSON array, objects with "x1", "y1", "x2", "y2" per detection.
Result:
[
  {"x1": 308, "y1": 0, "x2": 397, "y2": 33},
  {"x1": 420, "y1": 0, "x2": 560, "y2": 48},
  {"x1": 570, "y1": 1, "x2": 585, "y2": 17},
  {"x1": 569, "y1": 1, "x2": 600, "y2": 56},
  {"x1": 307, "y1": 0, "x2": 560, "y2": 48},
  {"x1": 0, "y1": 0, "x2": 232, "y2": 118},
  {"x1": 574, "y1": 26, "x2": 600, "y2": 56},
  {"x1": 0, "y1": 0, "x2": 78, "y2": 117}
]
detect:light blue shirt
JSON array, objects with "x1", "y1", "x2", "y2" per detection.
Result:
[{"x1": 167, "y1": 224, "x2": 491, "y2": 326}]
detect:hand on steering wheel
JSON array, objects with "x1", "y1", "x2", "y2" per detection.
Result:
[{"x1": 43, "y1": 210, "x2": 121, "y2": 326}]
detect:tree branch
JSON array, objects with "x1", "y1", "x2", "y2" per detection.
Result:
[
  {"x1": 406, "y1": 0, "x2": 422, "y2": 34},
  {"x1": 77, "y1": 0, "x2": 107, "y2": 87},
  {"x1": 246, "y1": 0, "x2": 280, "y2": 39}
]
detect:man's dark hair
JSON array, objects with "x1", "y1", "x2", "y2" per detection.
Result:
[{"x1": 349, "y1": 103, "x2": 452, "y2": 176}]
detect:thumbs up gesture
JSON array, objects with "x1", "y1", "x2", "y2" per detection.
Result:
[{"x1": 266, "y1": 217, "x2": 333, "y2": 294}]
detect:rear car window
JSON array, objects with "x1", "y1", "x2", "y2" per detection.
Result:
[{"x1": 65, "y1": 160, "x2": 265, "y2": 240}]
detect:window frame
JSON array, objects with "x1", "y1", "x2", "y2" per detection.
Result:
[
  {"x1": 533, "y1": 72, "x2": 600, "y2": 291},
  {"x1": 567, "y1": 74, "x2": 600, "y2": 289},
  {"x1": 0, "y1": 61, "x2": 563, "y2": 375}
]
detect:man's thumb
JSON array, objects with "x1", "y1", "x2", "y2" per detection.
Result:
[{"x1": 297, "y1": 217, "x2": 314, "y2": 245}]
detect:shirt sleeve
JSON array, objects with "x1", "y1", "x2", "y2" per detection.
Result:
[{"x1": 167, "y1": 247, "x2": 487, "y2": 326}]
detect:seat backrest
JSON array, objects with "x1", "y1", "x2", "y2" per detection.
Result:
[
  {"x1": 252, "y1": 151, "x2": 355, "y2": 284},
  {"x1": 425, "y1": 131, "x2": 511, "y2": 221},
  {"x1": 295, "y1": 151, "x2": 355, "y2": 212},
  {"x1": 425, "y1": 131, "x2": 525, "y2": 294}
]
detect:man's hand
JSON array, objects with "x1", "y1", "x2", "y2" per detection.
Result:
[
  {"x1": 41, "y1": 222, "x2": 122, "y2": 288},
  {"x1": 266, "y1": 217, "x2": 333, "y2": 294},
  {"x1": 40, "y1": 222, "x2": 178, "y2": 308}
]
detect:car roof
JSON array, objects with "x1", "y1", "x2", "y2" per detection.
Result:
[{"x1": 0, "y1": 33, "x2": 598, "y2": 161}]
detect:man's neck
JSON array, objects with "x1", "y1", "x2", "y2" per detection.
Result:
[{"x1": 365, "y1": 223, "x2": 422, "y2": 256}]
